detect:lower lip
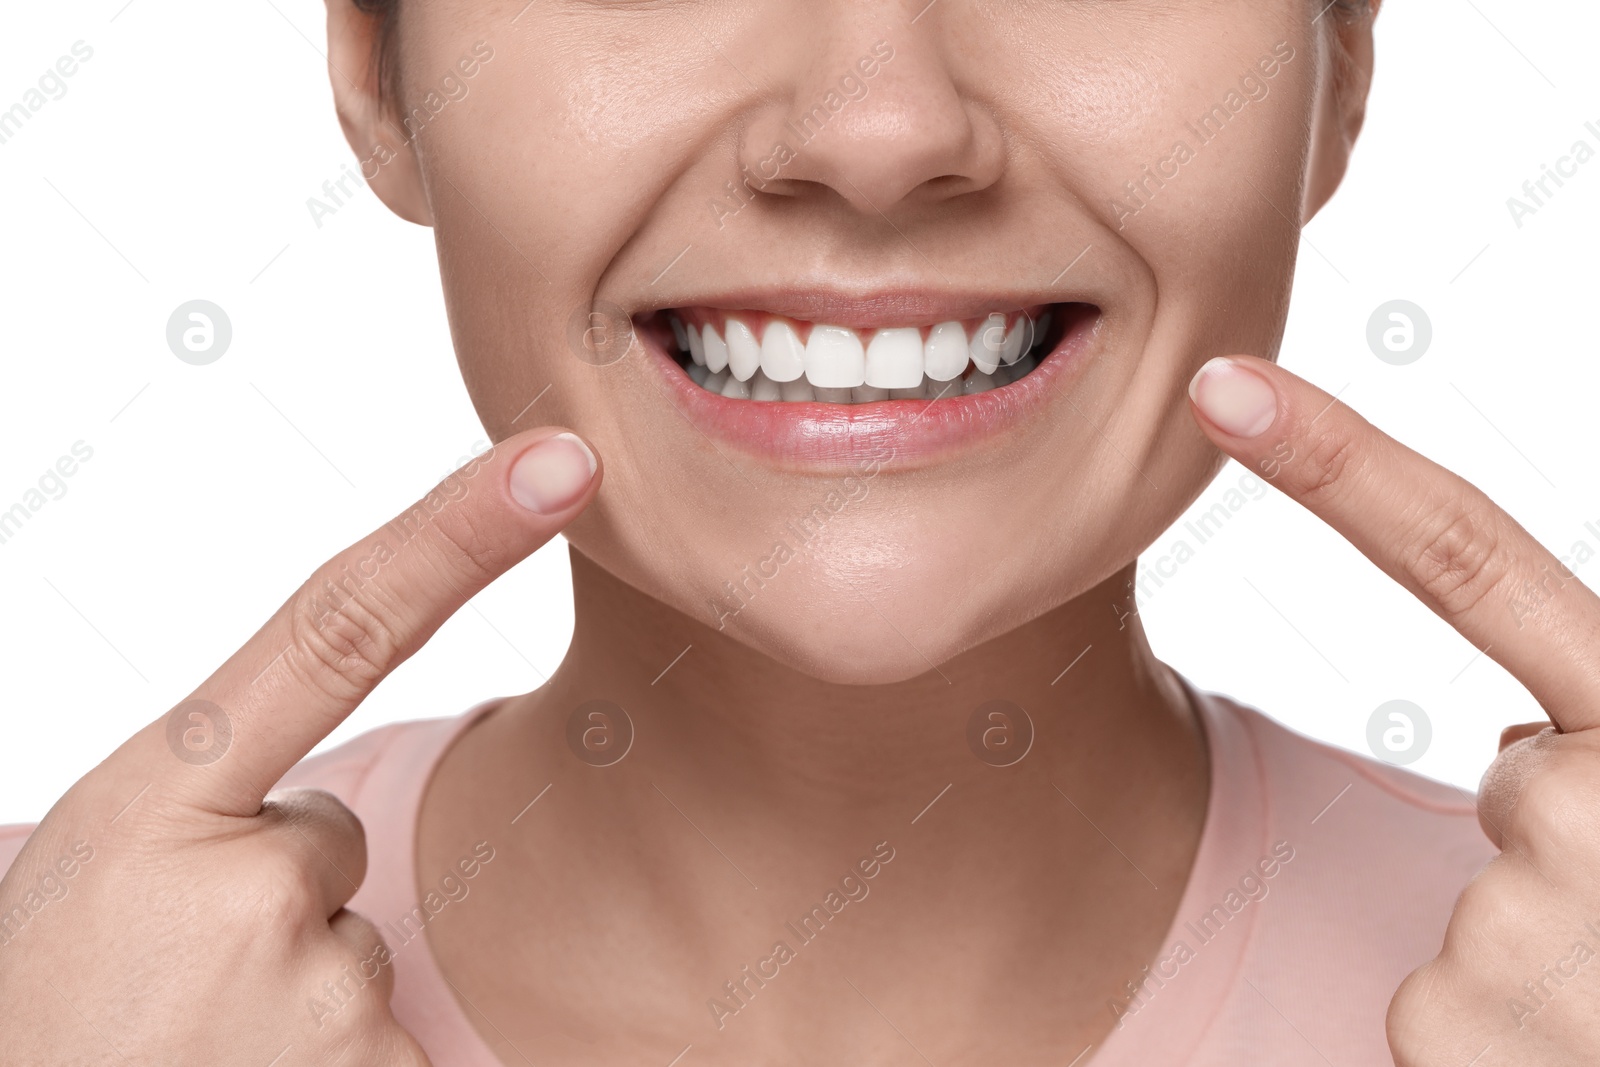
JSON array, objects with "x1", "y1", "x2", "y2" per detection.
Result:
[{"x1": 639, "y1": 309, "x2": 1101, "y2": 470}]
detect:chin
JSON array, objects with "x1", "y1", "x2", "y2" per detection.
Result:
[{"x1": 682, "y1": 532, "x2": 1089, "y2": 686}]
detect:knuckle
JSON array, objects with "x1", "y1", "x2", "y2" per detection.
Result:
[
  {"x1": 370, "y1": 1027, "x2": 433, "y2": 1067},
  {"x1": 1288, "y1": 424, "x2": 1362, "y2": 503},
  {"x1": 267, "y1": 787, "x2": 366, "y2": 843},
  {"x1": 310, "y1": 987, "x2": 413, "y2": 1066},
  {"x1": 285, "y1": 570, "x2": 409, "y2": 702},
  {"x1": 238, "y1": 850, "x2": 327, "y2": 932},
  {"x1": 419, "y1": 505, "x2": 502, "y2": 589},
  {"x1": 1505, "y1": 757, "x2": 1599, "y2": 858},
  {"x1": 1478, "y1": 730, "x2": 1556, "y2": 829},
  {"x1": 1396, "y1": 497, "x2": 1511, "y2": 621},
  {"x1": 1441, "y1": 867, "x2": 1519, "y2": 953},
  {"x1": 1386, "y1": 956, "x2": 1486, "y2": 1067},
  {"x1": 263, "y1": 790, "x2": 369, "y2": 875},
  {"x1": 1386, "y1": 961, "x2": 1443, "y2": 1066},
  {"x1": 331, "y1": 909, "x2": 390, "y2": 958}
]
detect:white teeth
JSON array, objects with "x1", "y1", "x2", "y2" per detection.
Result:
[
  {"x1": 726, "y1": 318, "x2": 761, "y2": 382},
  {"x1": 678, "y1": 309, "x2": 1054, "y2": 402},
  {"x1": 780, "y1": 377, "x2": 816, "y2": 402},
  {"x1": 702, "y1": 323, "x2": 730, "y2": 374},
  {"x1": 1000, "y1": 318, "x2": 1026, "y2": 365},
  {"x1": 760, "y1": 320, "x2": 806, "y2": 382},
  {"x1": 750, "y1": 370, "x2": 782, "y2": 401},
  {"x1": 804, "y1": 325, "x2": 866, "y2": 388},
  {"x1": 924, "y1": 321, "x2": 969, "y2": 381},
  {"x1": 865, "y1": 327, "x2": 924, "y2": 389},
  {"x1": 969, "y1": 313, "x2": 1005, "y2": 374}
]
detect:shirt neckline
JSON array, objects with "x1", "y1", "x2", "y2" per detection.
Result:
[
  {"x1": 364, "y1": 682, "x2": 1264, "y2": 1066},
  {"x1": 353, "y1": 697, "x2": 510, "y2": 1066},
  {"x1": 1088, "y1": 680, "x2": 1269, "y2": 1063}
]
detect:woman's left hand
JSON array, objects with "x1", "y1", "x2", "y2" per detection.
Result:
[{"x1": 1187, "y1": 354, "x2": 1600, "y2": 1066}]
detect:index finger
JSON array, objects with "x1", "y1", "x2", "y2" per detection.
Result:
[
  {"x1": 160, "y1": 428, "x2": 600, "y2": 814},
  {"x1": 1187, "y1": 355, "x2": 1600, "y2": 730}
]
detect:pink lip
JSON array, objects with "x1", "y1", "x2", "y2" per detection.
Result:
[
  {"x1": 638, "y1": 304, "x2": 1102, "y2": 470},
  {"x1": 654, "y1": 287, "x2": 1058, "y2": 331}
]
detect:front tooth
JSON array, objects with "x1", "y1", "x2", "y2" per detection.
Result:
[
  {"x1": 703, "y1": 368, "x2": 729, "y2": 393},
  {"x1": 749, "y1": 371, "x2": 781, "y2": 401},
  {"x1": 969, "y1": 313, "x2": 1005, "y2": 374},
  {"x1": 852, "y1": 384, "x2": 889, "y2": 403},
  {"x1": 687, "y1": 362, "x2": 710, "y2": 386},
  {"x1": 1000, "y1": 319, "x2": 1026, "y2": 365},
  {"x1": 760, "y1": 320, "x2": 806, "y2": 382},
  {"x1": 720, "y1": 372, "x2": 751, "y2": 399},
  {"x1": 924, "y1": 321, "x2": 969, "y2": 381},
  {"x1": 889, "y1": 385, "x2": 925, "y2": 399},
  {"x1": 864, "y1": 328, "x2": 924, "y2": 389},
  {"x1": 780, "y1": 378, "x2": 816, "y2": 402},
  {"x1": 670, "y1": 315, "x2": 690, "y2": 352},
  {"x1": 814, "y1": 386, "x2": 853, "y2": 403},
  {"x1": 702, "y1": 323, "x2": 730, "y2": 373},
  {"x1": 924, "y1": 376, "x2": 958, "y2": 401},
  {"x1": 804, "y1": 325, "x2": 866, "y2": 388},
  {"x1": 726, "y1": 318, "x2": 761, "y2": 381},
  {"x1": 687, "y1": 323, "x2": 706, "y2": 366},
  {"x1": 964, "y1": 370, "x2": 997, "y2": 395}
]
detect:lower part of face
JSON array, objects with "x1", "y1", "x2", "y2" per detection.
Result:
[{"x1": 404, "y1": 0, "x2": 1321, "y2": 683}]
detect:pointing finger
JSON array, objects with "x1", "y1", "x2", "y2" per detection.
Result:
[
  {"x1": 164, "y1": 428, "x2": 600, "y2": 814},
  {"x1": 1187, "y1": 355, "x2": 1600, "y2": 729}
]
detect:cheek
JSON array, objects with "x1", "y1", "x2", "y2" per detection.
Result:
[
  {"x1": 1009, "y1": 15, "x2": 1318, "y2": 269},
  {"x1": 408, "y1": 3, "x2": 1319, "y2": 681},
  {"x1": 422, "y1": 20, "x2": 757, "y2": 437}
]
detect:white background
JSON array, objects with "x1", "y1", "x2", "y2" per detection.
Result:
[{"x1": 0, "y1": 0, "x2": 1595, "y2": 825}]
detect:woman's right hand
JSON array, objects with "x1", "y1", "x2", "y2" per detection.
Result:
[{"x1": 0, "y1": 427, "x2": 600, "y2": 1066}]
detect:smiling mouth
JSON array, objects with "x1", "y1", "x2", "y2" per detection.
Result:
[{"x1": 644, "y1": 303, "x2": 1095, "y2": 403}]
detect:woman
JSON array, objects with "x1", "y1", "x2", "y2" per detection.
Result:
[{"x1": 2, "y1": 0, "x2": 1594, "y2": 1063}]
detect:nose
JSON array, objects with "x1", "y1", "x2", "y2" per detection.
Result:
[{"x1": 738, "y1": 14, "x2": 1005, "y2": 216}]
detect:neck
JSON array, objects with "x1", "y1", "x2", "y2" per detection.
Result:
[
  {"x1": 542, "y1": 549, "x2": 1200, "y2": 820},
  {"x1": 423, "y1": 549, "x2": 1210, "y2": 1058}
]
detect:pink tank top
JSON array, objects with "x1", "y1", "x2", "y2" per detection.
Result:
[{"x1": 0, "y1": 686, "x2": 1496, "y2": 1064}]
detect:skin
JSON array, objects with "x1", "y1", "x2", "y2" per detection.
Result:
[
  {"x1": 332, "y1": 0, "x2": 1372, "y2": 684},
  {"x1": 363, "y1": 0, "x2": 1367, "y2": 1059},
  {"x1": 8, "y1": 0, "x2": 1595, "y2": 1064}
]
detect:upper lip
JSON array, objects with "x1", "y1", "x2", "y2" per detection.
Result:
[{"x1": 641, "y1": 285, "x2": 1094, "y2": 330}]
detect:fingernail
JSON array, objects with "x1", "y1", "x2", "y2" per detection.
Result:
[
  {"x1": 509, "y1": 432, "x2": 597, "y2": 514},
  {"x1": 1189, "y1": 357, "x2": 1278, "y2": 438}
]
